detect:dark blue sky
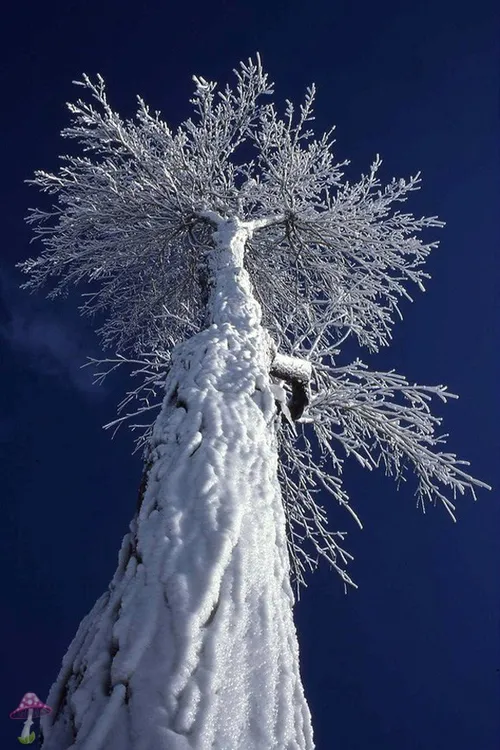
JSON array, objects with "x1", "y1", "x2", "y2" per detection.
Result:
[{"x1": 1, "y1": 2, "x2": 499, "y2": 748}]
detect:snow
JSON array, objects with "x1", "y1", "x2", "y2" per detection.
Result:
[{"x1": 40, "y1": 219, "x2": 314, "y2": 749}]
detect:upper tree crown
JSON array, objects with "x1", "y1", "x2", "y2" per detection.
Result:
[{"x1": 21, "y1": 55, "x2": 442, "y2": 360}]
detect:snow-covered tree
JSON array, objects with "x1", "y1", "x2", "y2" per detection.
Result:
[{"x1": 20, "y1": 55, "x2": 489, "y2": 750}]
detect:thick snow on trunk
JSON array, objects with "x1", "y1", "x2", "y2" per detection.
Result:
[{"x1": 40, "y1": 219, "x2": 314, "y2": 749}]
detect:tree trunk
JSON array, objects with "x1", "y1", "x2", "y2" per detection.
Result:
[{"x1": 40, "y1": 219, "x2": 315, "y2": 749}]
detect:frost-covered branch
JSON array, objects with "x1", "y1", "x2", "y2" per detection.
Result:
[
  {"x1": 84, "y1": 351, "x2": 170, "y2": 450},
  {"x1": 309, "y1": 361, "x2": 490, "y2": 512},
  {"x1": 271, "y1": 357, "x2": 491, "y2": 595}
]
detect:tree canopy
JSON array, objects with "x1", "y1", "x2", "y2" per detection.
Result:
[{"x1": 20, "y1": 55, "x2": 490, "y2": 593}]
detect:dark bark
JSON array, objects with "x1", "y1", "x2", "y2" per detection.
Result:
[{"x1": 269, "y1": 360, "x2": 310, "y2": 421}]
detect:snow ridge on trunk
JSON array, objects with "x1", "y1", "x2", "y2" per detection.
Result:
[{"x1": 40, "y1": 219, "x2": 314, "y2": 749}]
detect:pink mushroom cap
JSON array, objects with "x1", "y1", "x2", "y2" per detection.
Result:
[{"x1": 10, "y1": 692, "x2": 52, "y2": 720}]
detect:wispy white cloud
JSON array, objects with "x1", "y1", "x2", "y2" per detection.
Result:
[{"x1": 0, "y1": 269, "x2": 105, "y2": 396}]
